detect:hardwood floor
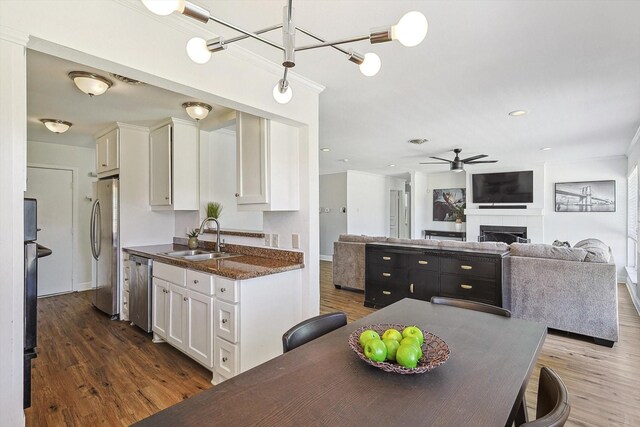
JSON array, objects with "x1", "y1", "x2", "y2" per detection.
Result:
[
  {"x1": 320, "y1": 261, "x2": 640, "y2": 426},
  {"x1": 26, "y1": 265, "x2": 640, "y2": 426}
]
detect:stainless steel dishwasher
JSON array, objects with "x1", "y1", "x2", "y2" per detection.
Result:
[{"x1": 129, "y1": 254, "x2": 153, "y2": 333}]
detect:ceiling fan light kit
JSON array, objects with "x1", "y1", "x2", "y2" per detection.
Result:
[
  {"x1": 420, "y1": 148, "x2": 498, "y2": 172},
  {"x1": 141, "y1": 0, "x2": 428, "y2": 104},
  {"x1": 68, "y1": 71, "x2": 113, "y2": 96}
]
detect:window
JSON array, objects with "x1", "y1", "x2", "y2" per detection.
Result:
[{"x1": 627, "y1": 166, "x2": 638, "y2": 270}]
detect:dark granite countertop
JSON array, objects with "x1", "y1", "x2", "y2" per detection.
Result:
[{"x1": 123, "y1": 244, "x2": 304, "y2": 280}]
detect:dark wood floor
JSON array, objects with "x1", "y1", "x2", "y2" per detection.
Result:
[{"x1": 26, "y1": 264, "x2": 640, "y2": 426}]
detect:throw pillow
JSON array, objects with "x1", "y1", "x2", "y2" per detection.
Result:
[
  {"x1": 574, "y1": 238, "x2": 611, "y2": 263},
  {"x1": 510, "y1": 243, "x2": 587, "y2": 262},
  {"x1": 552, "y1": 240, "x2": 571, "y2": 248}
]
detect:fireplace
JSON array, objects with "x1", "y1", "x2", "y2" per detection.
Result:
[{"x1": 479, "y1": 225, "x2": 529, "y2": 244}]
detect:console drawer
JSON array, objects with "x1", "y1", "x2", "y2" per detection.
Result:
[
  {"x1": 409, "y1": 254, "x2": 439, "y2": 271},
  {"x1": 440, "y1": 258, "x2": 496, "y2": 279},
  {"x1": 366, "y1": 248, "x2": 409, "y2": 268},
  {"x1": 365, "y1": 281, "x2": 407, "y2": 307},
  {"x1": 440, "y1": 274, "x2": 497, "y2": 304},
  {"x1": 366, "y1": 265, "x2": 408, "y2": 285}
]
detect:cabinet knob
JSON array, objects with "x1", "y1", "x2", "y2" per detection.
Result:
[
  {"x1": 382, "y1": 272, "x2": 391, "y2": 277},
  {"x1": 222, "y1": 318, "x2": 228, "y2": 324},
  {"x1": 461, "y1": 284, "x2": 473, "y2": 290},
  {"x1": 382, "y1": 291, "x2": 391, "y2": 295},
  {"x1": 222, "y1": 357, "x2": 228, "y2": 362},
  {"x1": 460, "y1": 265, "x2": 473, "y2": 270},
  {"x1": 235, "y1": 193, "x2": 239, "y2": 197},
  {"x1": 101, "y1": 163, "x2": 107, "y2": 167},
  {"x1": 165, "y1": 197, "x2": 169, "y2": 200},
  {"x1": 193, "y1": 279, "x2": 199, "y2": 284},
  {"x1": 184, "y1": 297, "x2": 188, "y2": 301},
  {"x1": 220, "y1": 287, "x2": 226, "y2": 292}
]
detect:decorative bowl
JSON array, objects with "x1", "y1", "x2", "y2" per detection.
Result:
[{"x1": 348, "y1": 323, "x2": 450, "y2": 374}]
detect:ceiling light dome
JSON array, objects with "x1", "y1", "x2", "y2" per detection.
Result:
[
  {"x1": 392, "y1": 11, "x2": 428, "y2": 47},
  {"x1": 68, "y1": 71, "x2": 113, "y2": 97},
  {"x1": 182, "y1": 102, "x2": 212, "y2": 120},
  {"x1": 41, "y1": 119, "x2": 72, "y2": 134}
]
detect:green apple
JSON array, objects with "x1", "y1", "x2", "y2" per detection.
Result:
[
  {"x1": 382, "y1": 338, "x2": 400, "y2": 362},
  {"x1": 364, "y1": 338, "x2": 387, "y2": 362},
  {"x1": 381, "y1": 328, "x2": 403, "y2": 343},
  {"x1": 402, "y1": 326, "x2": 424, "y2": 346},
  {"x1": 400, "y1": 336, "x2": 422, "y2": 359},
  {"x1": 396, "y1": 344, "x2": 420, "y2": 368},
  {"x1": 359, "y1": 330, "x2": 381, "y2": 348}
]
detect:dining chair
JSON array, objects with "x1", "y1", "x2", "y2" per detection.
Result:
[
  {"x1": 519, "y1": 366, "x2": 571, "y2": 427},
  {"x1": 282, "y1": 312, "x2": 347, "y2": 353},
  {"x1": 430, "y1": 296, "x2": 512, "y2": 317}
]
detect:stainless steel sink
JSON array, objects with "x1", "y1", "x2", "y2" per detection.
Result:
[
  {"x1": 160, "y1": 250, "x2": 239, "y2": 262},
  {"x1": 163, "y1": 249, "x2": 212, "y2": 257}
]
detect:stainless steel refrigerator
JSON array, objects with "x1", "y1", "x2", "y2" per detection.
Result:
[{"x1": 90, "y1": 177, "x2": 119, "y2": 318}]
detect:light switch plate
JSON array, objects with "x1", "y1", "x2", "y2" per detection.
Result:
[
  {"x1": 264, "y1": 233, "x2": 271, "y2": 246},
  {"x1": 272, "y1": 234, "x2": 279, "y2": 248},
  {"x1": 292, "y1": 233, "x2": 300, "y2": 249}
]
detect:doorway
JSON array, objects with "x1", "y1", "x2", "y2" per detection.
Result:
[{"x1": 26, "y1": 166, "x2": 74, "y2": 296}]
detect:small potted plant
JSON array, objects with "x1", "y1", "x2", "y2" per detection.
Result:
[
  {"x1": 206, "y1": 201, "x2": 223, "y2": 229},
  {"x1": 450, "y1": 204, "x2": 466, "y2": 231},
  {"x1": 187, "y1": 229, "x2": 199, "y2": 249}
]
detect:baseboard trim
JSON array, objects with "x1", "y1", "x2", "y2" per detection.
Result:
[
  {"x1": 75, "y1": 281, "x2": 92, "y2": 292},
  {"x1": 319, "y1": 255, "x2": 333, "y2": 262},
  {"x1": 625, "y1": 280, "x2": 640, "y2": 316}
]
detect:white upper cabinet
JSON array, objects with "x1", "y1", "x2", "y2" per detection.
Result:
[
  {"x1": 149, "y1": 118, "x2": 199, "y2": 210},
  {"x1": 96, "y1": 127, "x2": 119, "y2": 177},
  {"x1": 235, "y1": 112, "x2": 299, "y2": 211}
]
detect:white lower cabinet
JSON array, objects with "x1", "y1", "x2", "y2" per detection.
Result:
[{"x1": 152, "y1": 261, "x2": 303, "y2": 384}]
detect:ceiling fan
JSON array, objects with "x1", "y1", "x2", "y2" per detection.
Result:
[{"x1": 420, "y1": 148, "x2": 498, "y2": 172}]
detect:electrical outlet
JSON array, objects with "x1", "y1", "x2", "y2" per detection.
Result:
[
  {"x1": 272, "y1": 234, "x2": 279, "y2": 248},
  {"x1": 264, "y1": 233, "x2": 271, "y2": 246},
  {"x1": 292, "y1": 233, "x2": 300, "y2": 249}
]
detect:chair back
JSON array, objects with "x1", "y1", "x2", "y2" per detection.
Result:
[
  {"x1": 521, "y1": 367, "x2": 571, "y2": 427},
  {"x1": 282, "y1": 312, "x2": 347, "y2": 353},
  {"x1": 430, "y1": 296, "x2": 512, "y2": 317}
]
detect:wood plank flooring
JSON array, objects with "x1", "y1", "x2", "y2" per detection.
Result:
[
  {"x1": 319, "y1": 261, "x2": 640, "y2": 427},
  {"x1": 26, "y1": 264, "x2": 640, "y2": 426}
]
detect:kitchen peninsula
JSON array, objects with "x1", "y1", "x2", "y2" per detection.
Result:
[{"x1": 123, "y1": 240, "x2": 304, "y2": 385}]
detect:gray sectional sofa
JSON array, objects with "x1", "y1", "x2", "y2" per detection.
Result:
[{"x1": 333, "y1": 234, "x2": 619, "y2": 346}]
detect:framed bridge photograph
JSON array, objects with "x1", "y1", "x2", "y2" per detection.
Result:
[{"x1": 555, "y1": 180, "x2": 616, "y2": 212}]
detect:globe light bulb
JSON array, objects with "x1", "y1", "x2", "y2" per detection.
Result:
[
  {"x1": 186, "y1": 37, "x2": 212, "y2": 64},
  {"x1": 359, "y1": 53, "x2": 381, "y2": 77},
  {"x1": 392, "y1": 11, "x2": 428, "y2": 47},
  {"x1": 141, "y1": 0, "x2": 185, "y2": 16},
  {"x1": 273, "y1": 81, "x2": 293, "y2": 104}
]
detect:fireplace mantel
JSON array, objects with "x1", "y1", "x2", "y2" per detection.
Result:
[{"x1": 465, "y1": 208, "x2": 544, "y2": 216}]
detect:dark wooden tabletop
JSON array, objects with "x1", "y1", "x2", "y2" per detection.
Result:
[{"x1": 134, "y1": 298, "x2": 546, "y2": 427}]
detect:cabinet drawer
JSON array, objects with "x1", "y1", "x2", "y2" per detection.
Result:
[
  {"x1": 365, "y1": 281, "x2": 408, "y2": 308},
  {"x1": 366, "y1": 249, "x2": 409, "y2": 268},
  {"x1": 366, "y1": 265, "x2": 408, "y2": 285},
  {"x1": 215, "y1": 300, "x2": 239, "y2": 343},
  {"x1": 409, "y1": 254, "x2": 439, "y2": 271},
  {"x1": 439, "y1": 274, "x2": 497, "y2": 304},
  {"x1": 215, "y1": 277, "x2": 239, "y2": 303},
  {"x1": 214, "y1": 337, "x2": 239, "y2": 377},
  {"x1": 440, "y1": 258, "x2": 496, "y2": 279},
  {"x1": 186, "y1": 269, "x2": 214, "y2": 296},
  {"x1": 153, "y1": 262, "x2": 186, "y2": 286}
]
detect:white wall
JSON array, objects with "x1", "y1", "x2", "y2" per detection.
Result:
[
  {"x1": 26, "y1": 141, "x2": 95, "y2": 290},
  {"x1": 319, "y1": 173, "x2": 347, "y2": 259},
  {"x1": 345, "y1": 171, "x2": 387, "y2": 236},
  {"x1": 411, "y1": 171, "x2": 429, "y2": 239},
  {"x1": 545, "y1": 156, "x2": 627, "y2": 277},
  {"x1": 422, "y1": 171, "x2": 467, "y2": 234}
]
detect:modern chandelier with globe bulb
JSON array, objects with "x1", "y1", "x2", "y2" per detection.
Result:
[{"x1": 140, "y1": 0, "x2": 428, "y2": 104}]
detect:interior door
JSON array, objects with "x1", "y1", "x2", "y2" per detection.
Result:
[{"x1": 25, "y1": 166, "x2": 74, "y2": 296}]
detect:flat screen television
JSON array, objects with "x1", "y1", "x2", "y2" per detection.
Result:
[{"x1": 472, "y1": 171, "x2": 534, "y2": 203}]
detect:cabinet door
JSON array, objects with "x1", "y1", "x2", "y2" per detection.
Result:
[
  {"x1": 167, "y1": 283, "x2": 187, "y2": 349},
  {"x1": 408, "y1": 269, "x2": 440, "y2": 302},
  {"x1": 96, "y1": 128, "x2": 119, "y2": 174},
  {"x1": 236, "y1": 112, "x2": 268, "y2": 204},
  {"x1": 151, "y1": 278, "x2": 168, "y2": 338},
  {"x1": 186, "y1": 290, "x2": 213, "y2": 368},
  {"x1": 150, "y1": 124, "x2": 172, "y2": 206}
]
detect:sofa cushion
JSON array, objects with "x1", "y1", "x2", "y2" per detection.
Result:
[
  {"x1": 574, "y1": 238, "x2": 611, "y2": 263},
  {"x1": 510, "y1": 243, "x2": 587, "y2": 262},
  {"x1": 338, "y1": 234, "x2": 387, "y2": 243},
  {"x1": 439, "y1": 240, "x2": 509, "y2": 251}
]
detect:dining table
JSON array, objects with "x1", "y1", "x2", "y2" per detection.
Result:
[{"x1": 134, "y1": 298, "x2": 547, "y2": 426}]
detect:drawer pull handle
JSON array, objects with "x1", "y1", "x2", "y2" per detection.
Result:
[
  {"x1": 222, "y1": 319, "x2": 228, "y2": 324},
  {"x1": 222, "y1": 357, "x2": 228, "y2": 362},
  {"x1": 461, "y1": 284, "x2": 473, "y2": 290},
  {"x1": 382, "y1": 291, "x2": 391, "y2": 295},
  {"x1": 220, "y1": 287, "x2": 226, "y2": 292},
  {"x1": 461, "y1": 265, "x2": 473, "y2": 270},
  {"x1": 382, "y1": 256, "x2": 391, "y2": 261},
  {"x1": 193, "y1": 279, "x2": 199, "y2": 284},
  {"x1": 382, "y1": 273, "x2": 391, "y2": 277},
  {"x1": 418, "y1": 260, "x2": 429, "y2": 265},
  {"x1": 101, "y1": 163, "x2": 107, "y2": 167},
  {"x1": 410, "y1": 283, "x2": 414, "y2": 294}
]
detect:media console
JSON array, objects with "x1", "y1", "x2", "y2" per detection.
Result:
[{"x1": 364, "y1": 243, "x2": 510, "y2": 309}]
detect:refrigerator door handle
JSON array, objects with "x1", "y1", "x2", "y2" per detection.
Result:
[{"x1": 90, "y1": 199, "x2": 101, "y2": 260}]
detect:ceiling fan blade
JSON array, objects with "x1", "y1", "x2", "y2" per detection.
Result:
[
  {"x1": 429, "y1": 156, "x2": 453, "y2": 163},
  {"x1": 461, "y1": 154, "x2": 487, "y2": 162},
  {"x1": 420, "y1": 161, "x2": 449, "y2": 164},
  {"x1": 466, "y1": 160, "x2": 498, "y2": 164}
]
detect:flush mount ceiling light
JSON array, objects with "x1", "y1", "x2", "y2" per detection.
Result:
[
  {"x1": 540, "y1": 147, "x2": 553, "y2": 151},
  {"x1": 409, "y1": 138, "x2": 429, "y2": 144},
  {"x1": 68, "y1": 71, "x2": 113, "y2": 97},
  {"x1": 40, "y1": 119, "x2": 72, "y2": 134},
  {"x1": 182, "y1": 102, "x2": 212, "y2": 120},
  {"x1": 508, "y1": 110, "x2": 527, "y2": 117},
  {"x1": 320, "y1": 148, "x2": 331, "y2": 152},
  {"x1": 141, "y1": 0, "x2": 428, "y2": 104}
]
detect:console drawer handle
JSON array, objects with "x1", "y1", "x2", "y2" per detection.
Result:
[
  {"x1": 410, "y1": 283, "x2": 414, "y2": 293},
  {"x1": 461, "y1": 265, "x2": 473, "y2": 270},
  {"x1": 382, "y1": 256, "x2": 391, "y2": 261},
  {"x1": 382, "y1": 273, "x2": 391, "y2": 277},
  {"x1": 461, "y1": 284, "x2": 473, "y2": 290},
  {"x1": 382, "y1": 291, "x2": 391, "y2": 295},
  {"x1": 418, "y1": 260, "x2": 428, "y2": 265}
]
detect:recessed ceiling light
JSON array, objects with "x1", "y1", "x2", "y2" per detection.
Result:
[
  {"x1": 341, "y1": 158, "x2": 349, "y2": 163},
  {"x1": 540, "y1": 147, "x2": 552, "y2": 151},
  {"x1": 320, "y1": 148, "x2": 331, "y2": 152},
  {"x1": 409, "y1": 138, "x2": 429, "y2": 144},
  {"x1": 388, "y1": 164, "x2": 396, "y2": 167},
  {"x1": 508, "y1": 110, "x2": 527, "y2": 117}
]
